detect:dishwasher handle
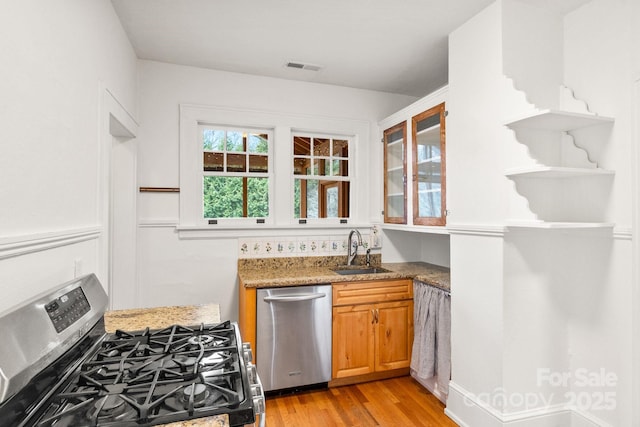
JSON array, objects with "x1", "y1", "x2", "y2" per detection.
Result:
[{"x1": 262, "y1": 293, "x2": 326, "y2": 303}]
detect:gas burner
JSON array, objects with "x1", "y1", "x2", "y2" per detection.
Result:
[
  {"x1": 188, "y1": 334, "x2": 215, "y2": 346},
  {"x1": 182, "y1": 383, "x2": 210, "y2": 408},
  {"x1": 165, "y1": 382, "x2": 226, "y2": 413},
  {"x1": 173, "y1": 354, "x2": 198, "y2": 370},
  {"x1": 93, "y1": 394, "x2": 128, "y2": 419}
]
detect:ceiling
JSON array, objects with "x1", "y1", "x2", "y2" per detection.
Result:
[{"x1": 111, "y1": 0, "x2": 591, "y2": 98}]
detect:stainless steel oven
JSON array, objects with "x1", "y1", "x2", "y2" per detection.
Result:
[{"x1": 0, "y1": 274, "x2": 264, "y2": 427}]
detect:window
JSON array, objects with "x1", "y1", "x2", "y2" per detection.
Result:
[
  {"x1": 293, "y1": 134, "x2": 350, "y2": 219},
  {"x1": 179, "y1": 104, "x2": 369, "y2": 232},
  {"x1": 200, "y1": 126, "x2": 272, "y2": 221}
]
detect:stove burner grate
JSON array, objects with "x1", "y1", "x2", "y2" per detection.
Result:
[{"x1": 30, "y1": 321, "x2": 253, "y2": 427}]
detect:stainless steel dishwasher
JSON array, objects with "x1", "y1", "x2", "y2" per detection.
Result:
[{"x1": 256, "y1": 284, "x2": 332, "y2": 392}]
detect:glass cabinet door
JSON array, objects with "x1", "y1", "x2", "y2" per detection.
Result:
[
  {"x1": 412, "y1": 103, "x2": 446, "y2": 226},
  {"x1": 383, "y1": 122, "x2": 407, "y2": 224}
]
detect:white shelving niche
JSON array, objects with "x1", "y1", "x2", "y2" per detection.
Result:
[{"x1": 504, "y1": 88, "x2": 615, "y2": 230}]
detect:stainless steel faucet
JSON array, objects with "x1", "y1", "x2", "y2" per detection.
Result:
[{"x1": 347, "y1": 229, "x2": 363, "y2": 266}]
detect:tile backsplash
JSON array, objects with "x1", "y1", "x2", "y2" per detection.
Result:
[{"x1": 238, "y1": 231, "x2": 377, "y2": 259}]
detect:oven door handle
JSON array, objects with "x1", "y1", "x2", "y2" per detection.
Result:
[{"x1": 262, "y1": 293, "x2": 326, "y2": 303}]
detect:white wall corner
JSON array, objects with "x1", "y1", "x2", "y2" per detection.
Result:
[{"x1": 558, "y1": 85, "x2": 594, "y2": 115}]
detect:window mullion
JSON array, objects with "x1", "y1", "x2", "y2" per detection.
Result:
[{"x1": 243, "y1": 176, "x2": 248, "y2": 217}]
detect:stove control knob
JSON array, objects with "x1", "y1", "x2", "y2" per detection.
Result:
[
  {"x1": 246, "y1": 362, "x2": 258, "y2": 384},
  {"x1": 252, "y1": 385, "x2": 265, "y2": 413},
  {"x1": 242, "y1": 342, "x2": 253, "y2": 364}
]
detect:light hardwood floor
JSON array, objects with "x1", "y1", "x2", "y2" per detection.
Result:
[{"x1": 264, "y1": 376, "x2": 457, "y2": 426}]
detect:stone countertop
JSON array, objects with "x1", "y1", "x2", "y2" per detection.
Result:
[
  {"x1": 103, "y1": 304, "x2": 228, "y2": 427},
  {"x1": 104, "y1": 304, "x2": 221, "y2": 332},
  {"x1": 238, "y1": 259, "x2": 450, "y2": 292}
]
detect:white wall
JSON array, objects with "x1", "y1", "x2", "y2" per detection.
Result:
[
  {"x1": 446, "y1": 3, "x2": 512, "y2": 424},
  {"x1": 561, "y1": 1, "x2": 636, "y2": 425},
  {"x1": 446, "y1": 0, "x2": 636, "y2": 426},
  {"x1": 0, "y1": 0, "x2": 137, "y2": 313},
  {"x1": 135, "y1": 60, "x2": 418, "y2": 321}
]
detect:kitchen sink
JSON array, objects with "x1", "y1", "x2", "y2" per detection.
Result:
[{"x1": 331, "y1": 266, "x2": 390, "y2": 275}]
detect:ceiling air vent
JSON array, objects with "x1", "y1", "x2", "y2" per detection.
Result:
[{"x1": 285, "y1": 61, "x2": 322, "y2": 72}]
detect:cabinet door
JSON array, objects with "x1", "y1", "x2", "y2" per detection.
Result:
[
  {"x1": 375, "y1": 300, "x2": 414, "y2": 371},
  {"x1": 332, "y1": 304, "x2": 375, "y2": 378},
  {"x1": 383, "y1": 122, "x2": 407, "y2": 224},
  {"x1": 412, "y1": 102, "x2": 446, "y2": 225}
]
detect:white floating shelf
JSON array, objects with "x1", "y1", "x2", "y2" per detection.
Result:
[
  {"x1": 506, "y1": 221, "x2": 614, "y2": 230},
  {"x1": 505, "y1": 109, "x2": 614, "y2": 132},
  {"x1": 504, "y1": 166, "x2": 615, "y2": 178}
]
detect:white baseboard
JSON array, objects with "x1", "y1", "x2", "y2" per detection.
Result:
[
  {"x1": 446, "y1": 381, "x2": 610, "y2": 427},
  {"x1": 410, "y1": 369, "x2": 448, "y2": 404}
]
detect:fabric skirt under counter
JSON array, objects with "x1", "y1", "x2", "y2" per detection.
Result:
[{"x1": 410, "y1": 279, "x2": 451, "y2": 403}]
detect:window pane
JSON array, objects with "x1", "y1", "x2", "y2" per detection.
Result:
[
  {"x1": 249, "y1": 154, "x2": 268, "y2": 172},
  {"x1": 293, "y1": 178, "x2": 318, "y2": 218},
  {"x1": 315, "y1": 159, "x2": 329, "y2": 176},
  {"x1": 227, "y1": 131, "x2": 244, "y2": 152},
  {"x1": 293, "y1": 157, "x2": 309, "y2": 175},
  {"x1": 333, "y1": 139, "x2": 349, "y2": 157},
  {"x1": 203, "y1": 129, "x2": 225, "y2": 151},
  {"x1": 294, "y1": 179, "x2": 349, "y2": 218},
  {"x1": 248, "y1": 133, "x2": 268, "y2": 153},
  {"x1": 227, "y1": 153, "x2": 246, "y2": 172},
  {"x1": 203, "y1": 176, "x2": 243, "y2": 218},
  {"x1": 313, "y1": 138, "x2": 330, "y2": 156},
  {"x1": 294, "y1": 136, "x2": 311, "y2": 155},
  {"x1": 332, "y1": 159, "x2": 348, "y2": 176},
  {"x1": 203, "y1": 176, "x2": 269, "y2": 218},
  {"x1": 247, "y1": 177, "x2": 269, "y2": 217},
  {"x1": 203, "y1": 152, "x2": 223, "y2": 172}
]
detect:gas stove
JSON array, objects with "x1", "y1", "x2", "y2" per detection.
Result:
[{"x1": 0, "y1": 274, "x2": 264, "y2": 427}]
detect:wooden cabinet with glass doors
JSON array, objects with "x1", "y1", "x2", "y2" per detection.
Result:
[
  {"x1": 412, "y1": 103, "x2": 446, "y2": 225},
  {"x1": 383, "y1": 123, "x2": 407, "y2": 224},
  {"x1": 382, "y1": 101, "x2": 446, "y2": 227}
]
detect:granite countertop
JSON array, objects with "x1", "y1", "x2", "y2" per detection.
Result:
[
  {"x1": 104, "y1": 304, "x2": 221, "y2": 332},
  {"x1": 238, "y1": 257, "x2": 450, "y2": 292},
  {"x1": 103, "y1": 304, "x2": 228, "y2": 427}
]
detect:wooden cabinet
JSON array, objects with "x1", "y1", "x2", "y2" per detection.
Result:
[
  {"x1": 381, "y1": 87, "x2": 448, "y2": 232},
  {"x1": 383, "y1": 122, "x2": 407, "y2": 224},
  {"x1": 411, "y1": 103, "x2": 446, "y2": 226},
  {"x1": 331, "y1": 279, "x2": 413, "y2": 384}
]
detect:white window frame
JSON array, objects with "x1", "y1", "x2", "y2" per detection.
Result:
[
  {"x1": 292, "y1": 131, "x2": 353, "y2": 223},
  {"x1": 199, "y1": 124, "x2": 273, "y2": 225},
  {"x1": 178, "y1": 104, "x2": 371, "y2": 235}
]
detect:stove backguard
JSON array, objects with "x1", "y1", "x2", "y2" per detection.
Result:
[{"x1": 0, "y1": 274, "x2": 108, "y2": 405}]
